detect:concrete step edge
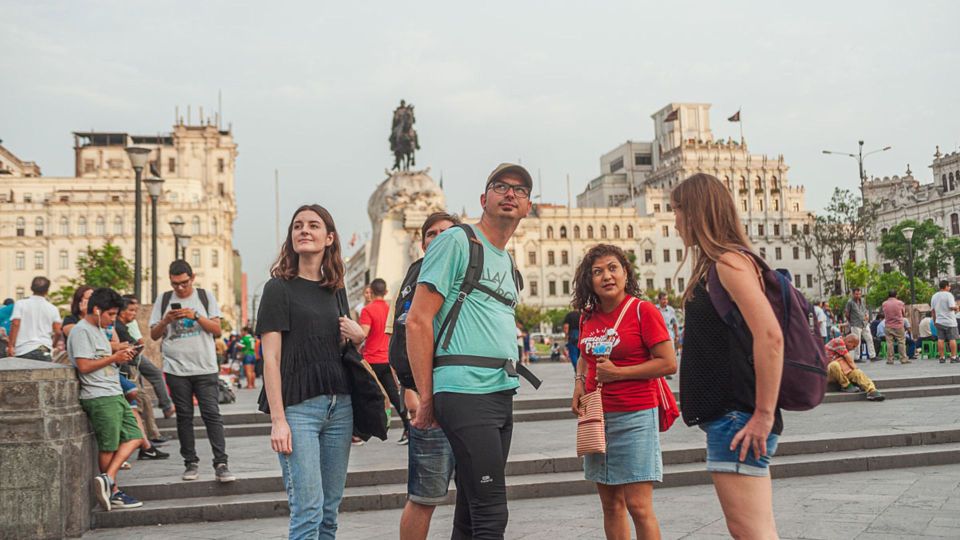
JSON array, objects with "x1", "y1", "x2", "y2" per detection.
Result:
[
  {"x1": 91, "y1": 442, "x2": 960, "y2": 529},
  {"x1": 120, "y1": 425, "x2": 960, "y2": 502}
]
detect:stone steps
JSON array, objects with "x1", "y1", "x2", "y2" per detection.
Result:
[
  {"x1": 91, "y1": 425, "x2": 960, "y2": 528},
  {"x1": 155, "y1": 377, "x2": 960, "y2": 439}
]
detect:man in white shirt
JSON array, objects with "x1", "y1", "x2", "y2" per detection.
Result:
[
  {"x1": 7, "y1": 276, "x2": 62, "y2": 361},
  {"x1": 814, "y1": 302, "x2": 828, "y2": 345},
  {"x1": 930, "y1": 280, "x2": 959, "y2": 363}
]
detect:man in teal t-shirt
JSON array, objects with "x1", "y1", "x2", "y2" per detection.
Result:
[{"x1": 407, "y1": 163, "x2": 533, "y2": 539}]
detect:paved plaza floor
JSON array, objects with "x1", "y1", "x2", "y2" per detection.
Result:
[{"x1": 83, "y1": 463, "x2": 960, "y2": 539}]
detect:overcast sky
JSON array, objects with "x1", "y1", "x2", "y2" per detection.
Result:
[{"x1": 3, "y1": 1, "x2": 959, "y2": 286}]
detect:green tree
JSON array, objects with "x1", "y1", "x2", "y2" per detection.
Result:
[
  {"x1": 877, "y1": 219, "x2": 957, "y2": 279},
  {"x1": 542, "y1": 308, "x2": 569, "y2": 333},
  {"x1": 50, "y1": 243, "x2": 133, "y2": 307},
  {"x1": 791, "y1": 188, "x2": 880, "y2": 297},
  {"x1": 842, "y1": 260, "x2": 876, "y2": 292},
  {"x1": 864, "y1": 271, "x2": 936, "y2": 309},
  {"x1": 514, "y1": 304, "x2": 544, "y2": 331}
]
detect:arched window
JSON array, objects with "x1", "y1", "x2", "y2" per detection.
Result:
[
  {"x1": 770, "y1": 176, "x2": 779, "y2": 190},
  {"x1": 16, "y1": 217, "x2": 25, "y2": 236},
  {"x1": 951, "y1": 172, "x2": 956, "y2": 191},
  {"x1": 574, "y1": 225, "x2": 581, "y2": 239},
  {"x1": 943, "y1": 175, "x2": 949, "y2": 191},
  {"x1": 59, "y1": 250, "x2": 69, "y2": 270},
  {"x1": 546, "y1": 226, "x2": 554, "y2": 239},
  {"x1": 587, "y1": 225, "x2": 594, "y2": 239},
  {"x1": 59, "y1": 216, "x2": 69, "y2": 235},
  {"x1": 952, "y1": 214, "x2": 959, "y2": 236},
  {"x1": 192, "y1": 216, "x2": 201, "y2": 235},
  {"x1": 724, "y1": 176, "x2": 732, "y2": 190},
  {"x1": 35, "y1": 217, "x2": 44, "y2": 236},
  {"x1": 559, "y1": 226, "x2": 567, "y2": 239},
  {"x1": 113, "y1": 216, "x2": 123, "y2": 235},
  {"x1": 627, "y1": 225, "x2": 634, "y2": 239},
  {"x1": 600, "y1": 225, "x2": 607, "y2": 239},
  {"x1": 96, "y1": 216, "x2": 106, "y2": 235},
  {"x1": 78, "y1": 216, "x2": 87, "y2": 235},
  {"x1": 613, "y1": 225, "x2": 620, "y2": 239},
  {"x1": 211, "y1": 217, "x2": 219, "y2": 235},
  {"x1": 739, "y1": 177, "x2": 747, "y2": 190},
  {"x1": 755, "y1": 176, "x2": 763, "y2": 191}
]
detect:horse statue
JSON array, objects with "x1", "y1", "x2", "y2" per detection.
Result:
[{"x1": 389, "y1": 100, "x2": 420, "y2": 171}]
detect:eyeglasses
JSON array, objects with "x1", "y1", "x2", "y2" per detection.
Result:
[
  {"x1": 170, "y1": 278, "x2": 192, "y2": 289},
  {"x1": 487, "y1": 181, "x2": 531, "y2": 199}
]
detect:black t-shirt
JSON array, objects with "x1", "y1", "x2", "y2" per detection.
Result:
[
  {"x1": 255, "y1": 277, "x2": 351, "y2": 413},
  {"x1": 563, "y1": 311, "x2": 581, "y2": 344}
]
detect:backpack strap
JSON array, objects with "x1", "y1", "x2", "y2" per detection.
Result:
[
  {"x1": 160, "y1": 291, "x2": 174, "y2": 315},
  {"x1": 197, "y1": 288, "x2": 210, "y2": 316},
  {"x1": 435, "y1": 224, "x2": 518, "y2": 351}
]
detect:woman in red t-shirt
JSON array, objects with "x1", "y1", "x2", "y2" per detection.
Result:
[{"x1": 570, "y1": 244, "x2": 677, "y2": 539}]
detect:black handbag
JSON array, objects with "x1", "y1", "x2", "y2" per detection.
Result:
[{"x1": 336, "y1": 289, "x2": 389, "y2": 442}]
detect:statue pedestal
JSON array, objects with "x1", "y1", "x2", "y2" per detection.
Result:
[
  {"x1": 364, "y1": 169, "x2": 447, "y2": 301},
  {"x1": 0, "y1": 358, "x2": 96, "y2": 538}
]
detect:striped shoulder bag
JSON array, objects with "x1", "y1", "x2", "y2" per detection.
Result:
[{"x1": 576, "y1": 297, "x2": 636, "y2": 456}]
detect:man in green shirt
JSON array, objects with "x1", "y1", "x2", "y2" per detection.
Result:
[
  {"x1": 407, "y1": 163, "x2": 532, "y2": 539},
  {"x1": 240, "y1": 327, "x2": 257, "y2": 389}
]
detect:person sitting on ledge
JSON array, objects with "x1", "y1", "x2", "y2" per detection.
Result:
[{"x1": 825, "y1": 334, "x2": 885, "y2": 402}]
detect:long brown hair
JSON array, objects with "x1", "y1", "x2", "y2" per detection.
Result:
[
  {"x1": 270, "y1": 204, "x2": 345, "y2": 289},
  {"x1": 571, "y1": 244, "x2": 642, "y2": 314},
  {"x1": 671, "y1": 173, "x2": 752, "y2": 302}
]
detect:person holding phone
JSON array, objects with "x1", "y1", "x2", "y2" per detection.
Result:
[
  {"x1": 150, "y1": 260, "x2": 233, "y2": 483},
  {"x1": 68, "y1": 287, "x2": 144, "y2": 511}
]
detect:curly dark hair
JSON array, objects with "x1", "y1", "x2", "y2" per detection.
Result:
[{"x1": 571, "y1": 244, "x2": 642, "y2": 314}]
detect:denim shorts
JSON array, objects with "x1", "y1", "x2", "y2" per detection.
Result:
[
  {"x1": 407, "y1": 425, "x2": 455, "y2": 505},
  {"x1": 699, "y1": 410, "x2": 779, "y2": 477},
  {"x1": 119, "y1": 374, "x2": 137, "y2": 408},
  {"x1": 584, "y1": 407, "x2": 662, "y2": 485}
]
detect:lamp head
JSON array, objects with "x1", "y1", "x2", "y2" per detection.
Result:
[
  {"x1": 168, "y1": 217, "x2": 185, "y2": 236},
  {"x1": 125, "y1": 147, "x2": 151, "y2": 170},
  {"x1": 902, "y1": 227, "x2": 915, "y2": 241},
  {"x1": 144, "y1": 176, "x2": 165, "y2": 198}
]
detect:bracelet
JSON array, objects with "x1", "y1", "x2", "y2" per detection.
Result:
[{"x1": 574, "y1": 375, "x2": 586, "y2": 383}]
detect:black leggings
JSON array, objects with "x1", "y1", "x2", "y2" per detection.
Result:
[
  {"x1": 435, "y1": 391, "x2": 514, "y2": 540},
  {"x1": 370, "y1": 363, "x2": 410, "y2": 430}
]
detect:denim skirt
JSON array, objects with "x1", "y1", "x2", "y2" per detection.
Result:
[{"x1": 584, "y1": 407, "x2": 663, "y2": 485}]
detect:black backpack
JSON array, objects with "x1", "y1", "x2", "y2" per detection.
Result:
[
  {"x1": 388, "y1": 258, "x2": 424, "y2": 390},
  {"x1": 160, "y1": 288, "x2": 210, "y2": 317}
]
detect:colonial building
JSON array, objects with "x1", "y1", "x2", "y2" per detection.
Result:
[
  {"x1": 576, "y1": 103, "x2": 822, "y2": 296},
  {"x1": 863, "y1": 146, "x2": 960, "y2": 275},
  {"x1": 0, "y1": 121, "x2": 241, "y2": 323}
]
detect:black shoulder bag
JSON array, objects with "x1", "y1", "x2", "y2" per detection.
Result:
[{"x1": 336, "y1": 288, "x2": 388, "y2": 442}]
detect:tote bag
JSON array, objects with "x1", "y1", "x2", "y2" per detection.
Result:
[{"x1": 576, "y1": 297, "x2": 636, "y2": 456}]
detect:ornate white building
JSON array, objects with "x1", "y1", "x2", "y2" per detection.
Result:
[
  {"x1": 863, "y1": 146, "x2": 960, "y2": 275},
  {"x1": 0, "y1": 121, "x2": 241, "y2": 323}
]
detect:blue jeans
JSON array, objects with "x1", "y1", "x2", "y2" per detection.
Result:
[
  {"x1": 699, "y1": 410, "x2": 779, "y2": 477},
  {"x1": 279, "y1": 394, "x2": 353, "y2": 540},
  {"x1": 566, "y1": 343, "x2": 580, "y2": 369},
  {"x1": 407, "y1": 425, "x2": 455, "y2": 505}
]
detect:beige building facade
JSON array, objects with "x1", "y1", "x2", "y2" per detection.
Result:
[{"x1": 0, "y1": 122, "x2": 240, "y2": 323}]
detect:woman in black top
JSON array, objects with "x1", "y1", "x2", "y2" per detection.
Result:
[
  {"x1": 672, "y1": 173, "x2": 784, "y2": 539},
  {"x1": 257, "y1": 204, "x2": 365, "y2": 540}
]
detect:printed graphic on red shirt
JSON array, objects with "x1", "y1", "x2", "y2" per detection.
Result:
[{"x1": 579, "y1": 298, "x2": 671, "y2": 412}]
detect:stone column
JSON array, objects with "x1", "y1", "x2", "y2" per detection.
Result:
[{"x1": 0, "y1": 358, "x2": 96, "y2": 538}]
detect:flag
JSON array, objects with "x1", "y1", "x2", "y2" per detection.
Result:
[
  {"x1": 664, "y1": 109, "x2": 679, "y2": 122},
  {"x1": 728, "y1": 110, "x2": 741, "y2": 122}
]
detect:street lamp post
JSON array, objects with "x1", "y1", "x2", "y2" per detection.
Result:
[
  {"x1": 902, "y1": 227, "x2": 916, "y2": 305},
  {"x1": 822, "y1": 140, "x2": 892, "y2": 265},
  {"x1": 169, "y1": 217, "x2": 185, "y2": 261},
  {"x1": 125, "y1": 147, "x2": 151, "y2": 299},
  {"x1": 179, "y1": 234, "x2": 192, "y2": 261},
  {"x1": 144, "y1": 176, "x2": 165, "y2": 301}
]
